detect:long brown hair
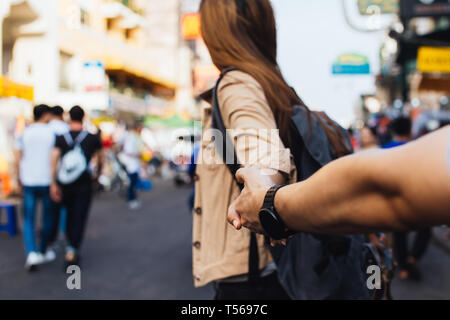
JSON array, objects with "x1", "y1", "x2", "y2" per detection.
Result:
[{"x1": 200, "y1": 0, "x2": 350, "y2": 155}]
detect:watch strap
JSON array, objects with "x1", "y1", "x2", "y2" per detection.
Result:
[{"x1": 262, "y1": 185, "x2": 285, "y2": 209}]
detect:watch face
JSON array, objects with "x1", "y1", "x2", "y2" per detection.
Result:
[{"x1": 259, "y1": 208, "x2": 286, "y2": 240}]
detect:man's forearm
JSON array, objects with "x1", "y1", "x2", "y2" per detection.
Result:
[
  {"x1": 50, "y1": 149, "x2": 60, "y2": 184},
  {"x1": 274, "y1": 127, "x2": 450, "y2": 234},
  {"x1": 274, "y1": 152, "x2": 403, "y2": 234},
  {"x1": 13, "y1": 150, "x2": 21, "y2": 185}
]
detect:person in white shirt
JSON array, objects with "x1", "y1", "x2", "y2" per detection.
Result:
[
  {"x1": 122, "y1": 123, "x2": 144, "y2": 210},
  {"x1": 14, "y1": 105, "x2": 55, "y2": 271},
  {"x1": 48, "y1": 106, "x2": 70, "y2": 136}
]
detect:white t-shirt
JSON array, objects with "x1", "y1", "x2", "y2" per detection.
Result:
[
  {"x1": 123, "y1": 132, "x2": 143, "y2": 174},
  {"x1": 15, "y1": 123, "x2": 55, "y2": 186},
  {"x1": 48, "y1": 119, "x2": 70, "y2": 136}
]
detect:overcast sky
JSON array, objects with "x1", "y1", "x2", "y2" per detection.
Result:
[{"x1": 272, "y1": 0, "x2": 386, "y2": 125}]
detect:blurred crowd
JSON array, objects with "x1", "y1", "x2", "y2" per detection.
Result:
[
  {"x1": 349, "y1": 108, "x2": 450, "y2": 281},
  {"x1": 8, "y1": 103, "x2": 199, "y2": 272}
]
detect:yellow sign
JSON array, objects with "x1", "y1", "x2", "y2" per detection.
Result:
[
  {"x1": 0, "y1": 77, "x2": 34, "y2": 101},
  {"x1": 182, "y1": 13, "x2": 201, "y2": 40},
  {"x1": 417, "y1": 47, "x2": 450, "y2": 74}
]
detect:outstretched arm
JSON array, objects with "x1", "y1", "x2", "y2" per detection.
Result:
[{"x1": 229, "y1": 126, "x2": 450, "y2": 234}]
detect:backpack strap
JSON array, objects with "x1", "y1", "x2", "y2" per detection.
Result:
[
  {"x1": 211, "y1": 67, "x2": 260, "y2": 283},
  {"x1": 63, "y1": 132, "x2": 74, "y2": 147},
  {"x1": 63, "y1": 131, "x2": 89, "y2": 147},
  {"x1": 75, "y1": 131, "x2": 89, "y2": 145},
  {"x1": 211, "y1": 68, "x2": 244, "y2": 189}
]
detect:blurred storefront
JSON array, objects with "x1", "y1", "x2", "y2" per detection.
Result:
[
  {"x1": 0, "y1": 0, "x2": 196, "y2": 196},
  {"x1": 4, "y1": 0, "x2": 180, "y2": 118},
  {"x1": 377, "y1": 0, "x2": 450, "y2": 112},
  {"x1": 0, "y1": 0, "x2": 39, "y2": 196}
]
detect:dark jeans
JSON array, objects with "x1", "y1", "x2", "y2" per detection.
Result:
[
  {"x1": 393, "y1": 228, "x2": 432, "y2": 270},
  {"x1": 214, "y1": 272, "x2": 291, "y2": 300},
  {"x1": 62, "y1": 183, "x2": 93, "y2": 251},
  {"x1": 48, "y1": 201, "x2": 67, "y2": 246},
  {"x1": 23, "y1": 186, "x2": 53, "y2": 254},
  {"x1": 127, "y1": 172, "x2": 139, "y2": 202}
]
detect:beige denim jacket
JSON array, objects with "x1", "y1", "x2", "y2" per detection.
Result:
[{"x1": 192, "y1": 70, "x2": 295, "y2": 287}]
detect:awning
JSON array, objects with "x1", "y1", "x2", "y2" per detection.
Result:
[
  {"x1": 418, "y1": 74, "x2": 450, "y2": 92},
  {"x1": 59, "y1": 25, "x2": 178, "y2": 90},
  {"x1": 0, "y1": 77, "x2": 33, "y2": 101},
  {"x1": 101, "y1": 2, "x2": 146, "y2": 29}
]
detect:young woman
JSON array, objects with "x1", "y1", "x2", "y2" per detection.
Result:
[{"x1": 194, "y1": 0, "x2": 350, "y2": 300}]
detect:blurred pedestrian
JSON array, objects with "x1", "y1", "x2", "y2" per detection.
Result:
[
  {"x1": 50, "y1": 106, "x2": 104, "y2": 269},
  {"x1": 46, "y1": 106, "x2": 70, "y2": 262},
  {"x1": 48, "y1": 106, "x2": 70, "y2": 136},
  {"x1": 14, "y1": 105, "x2": 54, "y2": 271},
  {"x1": 382, "y1": 116, "x2": 431, "y2": 281},
  {"x1": 122, "y1": 123, "x2": 144, "y2": 210},
  {"x1": 360, "y1": 125, "x2": 379, "y2": 150},
  {"x1": 194, "y1": 0, "x2": 299, "y2": 300}
]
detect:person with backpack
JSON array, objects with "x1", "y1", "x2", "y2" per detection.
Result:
[
  {"x1": 194, "y1": 0, "x2": 371, "y2": 300},
  {"x1": 50, "y1": 106, "x2": 104, "y2": 269},
  {"x1": 45, "y1": 106, "x2": 71, "y2": 263}
]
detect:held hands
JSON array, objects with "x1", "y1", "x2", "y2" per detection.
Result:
[{"x1": 227, "y1": 167, "x2": 274, "y2": 234}]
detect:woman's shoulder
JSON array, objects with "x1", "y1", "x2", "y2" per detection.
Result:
[
  {"x1": 217, "y1": 70, "x2": 266, "y2": 108},
  {"x1": 218, "y1": 70, "x2": 262, "y2": 92}
]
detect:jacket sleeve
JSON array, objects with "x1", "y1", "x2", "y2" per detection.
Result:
[{"x1": 217, "y1": 72, "x2": 293, "y2": 176}]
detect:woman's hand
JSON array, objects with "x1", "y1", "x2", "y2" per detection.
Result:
[{"x1": 227, "y1": 167, "x2": 275, "y2": 233}]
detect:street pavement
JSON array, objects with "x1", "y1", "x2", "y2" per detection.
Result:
[{"x1": 0, "y1": 179, "x2": 449, "y2": 300}]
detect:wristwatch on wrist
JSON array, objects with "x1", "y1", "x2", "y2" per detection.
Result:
[{"x1": 258, "y1": 185, "x2": 289, "y2": 240}]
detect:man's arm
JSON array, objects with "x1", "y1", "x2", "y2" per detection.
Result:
[
  {"x1": 229, "y1": 126, "x2": 450, "y2": 234},
  {"x1": 13, "y1": 149, "x2": 22, "y2": 193},
  {"x1": 50, "y1": 148, "x2": 62, "y2": 202},
  {"x1": 93, "y1": 148, "x2": 105, "y2": 179}
]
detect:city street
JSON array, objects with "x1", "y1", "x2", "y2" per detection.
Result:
[{"x1": 0, "y1": 179, "x2": 449, "y2": 300}]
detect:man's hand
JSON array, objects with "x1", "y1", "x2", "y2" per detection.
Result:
[
  {"x1": 50, "y1": 183, "x2": 62, "y2": 203},
  {"x1": 227, "y1": 167, "x2": 275, "y2": 233}
]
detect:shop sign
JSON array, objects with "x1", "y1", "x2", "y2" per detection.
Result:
[
  {"x1": 182, "y1": 13, "x2": 201, "y2": 39},
  {"x1": 400, "y1": 0, "x2": 450, "y2": 18},
  {"x1": 358, "y1": 0, "x2": 399, "y2": 15},
  {"x1": 417, "y1": 47, "x2": 450, "y2": 73},
  {"x1": 83, "y1": 61, "x2": 105, "y2": 92},
  {"x1": 332, "y1": 53, "x2": 371, "y2": 75}
]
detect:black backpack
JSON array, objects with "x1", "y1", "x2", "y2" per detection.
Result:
[{"x1": 211, "y1": 68, "x2": 387, "y2": 300}]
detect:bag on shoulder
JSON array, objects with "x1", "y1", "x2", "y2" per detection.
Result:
[{"x1": 58, "y1": 131, "x2": 89, "y2": 185}]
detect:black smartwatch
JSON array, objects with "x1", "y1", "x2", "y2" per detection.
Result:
[{"x1": 258, "y1": 185, "x2": 289, "y2": 240}]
